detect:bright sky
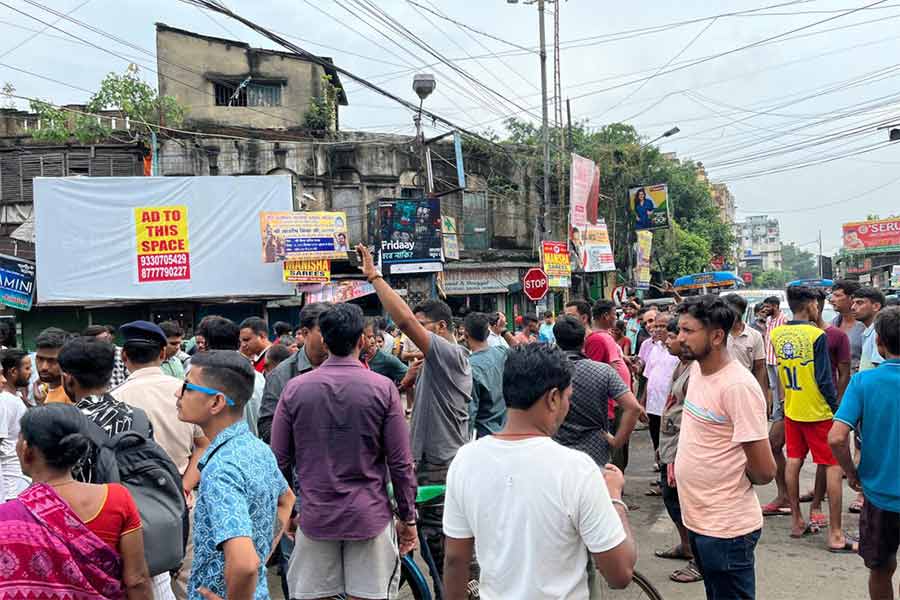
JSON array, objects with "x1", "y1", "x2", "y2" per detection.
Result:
[{"x1": 3, "y1": 0, "x2": 900, "y2": 256}]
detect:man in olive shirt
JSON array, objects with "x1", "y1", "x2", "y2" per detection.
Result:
[{"x1": 363, "y1": 320, "x2": 408, "y2": 384}]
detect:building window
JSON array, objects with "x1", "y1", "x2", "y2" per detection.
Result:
[{"x1": 214, "y1": 81, "x2": 282, "y2": 107}]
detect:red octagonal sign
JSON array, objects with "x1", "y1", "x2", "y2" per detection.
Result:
[{"x1": 523, "y1": 268, "x2": 549, "y2": 302}]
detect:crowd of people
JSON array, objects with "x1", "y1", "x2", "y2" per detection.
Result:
[{"x1": 0, "y1": 245, "x2": 897, "y2": 600}]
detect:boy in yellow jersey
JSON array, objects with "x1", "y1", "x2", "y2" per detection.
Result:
[{"x1": 771, "y1": 286, "x2": 851, "y2": 552}]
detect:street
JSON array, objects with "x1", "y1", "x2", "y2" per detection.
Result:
[{"x1": 269, "y1": 430, "x2": 869, "y2": 600}]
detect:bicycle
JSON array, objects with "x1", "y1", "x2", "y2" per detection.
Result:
[{"x1": 397, "y1": 485, "x2": 665, "y2": 600}]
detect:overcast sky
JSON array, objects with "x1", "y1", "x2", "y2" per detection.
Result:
[{"x1": 3, "y1": 0, "x2": 900, "y2": 256}]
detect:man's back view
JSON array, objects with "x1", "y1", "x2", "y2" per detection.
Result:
[
  {"x1": 271, "y1": 303, "x2": 417, "y2": 599},
  {"x1": 443, "y1": 344, "x2": 636, "y2": 600}
]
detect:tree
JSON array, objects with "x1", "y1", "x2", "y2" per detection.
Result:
[
  {"x1": 29, "y1": 64, "x2": 183, "y2": 144},
  {"x1": 654, "y1": 223, "x2": 712, "y2": 279},
  {"x1": 303, "y1": 74, "x2": 339, "y2": 132},
  {"x1": 1, "y1": 82, "x2": 15, "y2": 109},
  {"x1": 755, "y1": 269, "x2": 791, "y2": 288},
  {"x1": 499, "y1": 119, "x2": 733, "y2": 279},
  {"x1": 781, "y1": 243, "x2": 817, "y2": 280}
]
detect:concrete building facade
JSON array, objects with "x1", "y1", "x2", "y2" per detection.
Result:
[
  {"x1": 734, "y1": 215, "x2": 783, "y2": 272},
  {"x1": 155, "y1": 23, "x2": 348, "y2": 131}
]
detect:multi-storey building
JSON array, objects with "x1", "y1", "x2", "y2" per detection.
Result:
[{"x1": 734, "y1": 215, "x2": 783, "y2": 271}]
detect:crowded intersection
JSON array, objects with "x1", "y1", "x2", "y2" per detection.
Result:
[{"x1": 2, "y1": 2, "x2": 900, "y2": 599}]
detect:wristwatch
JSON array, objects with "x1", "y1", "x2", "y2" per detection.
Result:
[{"x1": 367, "y1": 272, "x2": 383, "y2": 283}]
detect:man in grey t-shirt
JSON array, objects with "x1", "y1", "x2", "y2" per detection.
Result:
[{"x1": 357, "y1": 244, "x2": 472, "y2": 577}]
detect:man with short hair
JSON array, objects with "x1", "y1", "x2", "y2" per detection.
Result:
[
  {"x1": 464, "y1": 312, "x2": 508, "y2": 438},
  {"x1": 516, "y1": 314, "x2": 540, "y2": 345},
  {"x1": 722, "y1": 294, "x2": 768, "y2": 397},
  {"x1": 0, "y1": 349, "x2": 30, "y2": 499},
  {"x1": 770, "y1": 287, "x2": 848, "y2": 551},
  {"x1": 552, "y1": 315, "x2": 641, "y2": 468},
  {"x1": 362, "y1": 319, "x2": 408, "y2": 385},
  {"x1": 239, "y1": 317, "x2": 272, "y2": 373},
  {"x1": 258, "y1": 302, "x2": 332, "y2": 444},
  {"x1": 272, "y1": 303, "x2": 417, "y2": 599},
  {"x1": 59, "y1": 336, "x2": 178, "y2": 600},
  {"x1": 538, "y1": 310, "x2": 556, "y2": 345},
  {"x1": 565, "y1": 300, "x2": 593, "y2": 332},
  {"x1": 853, "y1": 286, "x2": 886, "y2": 372},
  {"x1": 177, "y1": 351, "x2": 294, "y2": 600},
  {"x1": 273, "y1": 321, "x2": 293, "y2": 339},
  {"x1": 761, "y1": 295, "x2": 790, "y2": 516},
  {"x1": 829, "y1": 306, "x2": 900, "y2": 600},
  {"x1": 831, "y1": 279, "x2": 865, "y2": 373},
  {"x1": 84, "y1": 324, "x2": 129, "y2": 389},
  {"x1": 443, "y1": 343, "x2": 637, "y2": 599},
  {"x1": 265, "y1": 344, "x2": 293, "y2": 375},
  {"x1": 642, "y1": 312, "x2": 680, "y2": 470},
  {"x1": 113, "y1": 321, "x2": 210, "y2": 600},
  {"x1": 674, "y1": 296, "x2": 775, "y2": 599},
  {"x1": 159, "y1": 321, "x2": 186, "y2": 380},
  {"x1": 358, "y1": 244, "x2": 471, "y2": 577},
  {"x1": 487, "y1": 312, "x2": 514, "y2": 349},
  {"x1": 34, "y1": 327, "x2": 71, "y2": 404}
]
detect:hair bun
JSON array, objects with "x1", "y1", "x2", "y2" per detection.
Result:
[{"x1": 56, "y1": 432, "x2": 90, "y2": 466}]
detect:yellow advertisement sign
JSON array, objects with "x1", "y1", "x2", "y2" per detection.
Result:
[
  {"x1": 260, "y1": 211, "x2": 349, "y2": 262},
  {"x1": 134, "y1": 205, "x2": 190, "y2": 283},
  {"x1": 283, "y1": 259, "x2": 331, "y2": 283},
  {"x1": 635, "y1": 230, "x2": 653, "y2": 290}
]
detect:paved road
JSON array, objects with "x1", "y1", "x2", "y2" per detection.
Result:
[{"x1": 269, "y1": 430, "x2": 869, "y2": 599}]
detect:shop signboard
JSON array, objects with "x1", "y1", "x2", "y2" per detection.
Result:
[
  {"x1": 442, "y1": 268, "x2": 519, "y2": 295},
  {"x1": 541, "y1": 240, "x2": 571, "y2": 288},
  {"x1": 0, "y1": 254, "x2": 35, "y2": 311},
  {"x1": 283, "y1": 259, "x2": 330, "y2": 283},
  {"x1": 842, "y1": 217, "x2": 900, "y2": 253}
]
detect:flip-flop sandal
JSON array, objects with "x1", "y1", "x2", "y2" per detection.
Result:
[
  {"x1": 670, "y1": 561, "x2": 703, "y2": 583},
  {"x1": 655, "y1": 547, "x2": 691, "y2": 560},
  {"x1": 762, "y1": 502, "x2": 791, "y2": 516},
  {"x1": 810, "y1": 512, "x2": 828, "y2": 527},
  {"x1": 790, "y1": 522, "x2": 820, "y2": 538},
  {"x1": 827, "y1": 541, "x2": 858, "y2": 554},
  {"x1": 849, "y1": 499, "x2": 864, "y2": 514},
  {"x1": 645, "y1": 488, "x2": 662, "y2": 497},
  {"x1": 799, "y1": 492, "x2": 815, "y2": 503}
]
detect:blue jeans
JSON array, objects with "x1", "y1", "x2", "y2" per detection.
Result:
[{"x1": 688, "y1": 529, "x2": 761, "y2": 600}]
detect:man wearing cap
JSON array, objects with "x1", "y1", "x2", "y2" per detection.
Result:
[{"x1": 112, "y1": 320, "x2": 210, "y2": 600}]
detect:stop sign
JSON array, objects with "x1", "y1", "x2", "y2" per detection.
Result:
[{"x1": 523, "y1": 268, "x2": 549, "y2": 301}]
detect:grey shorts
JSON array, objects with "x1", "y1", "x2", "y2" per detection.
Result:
[
  {"x1": 287, "y1": 522, "x2": 400, "y2": 599},
  {"x1": 767, "y1": 365, "x2": 784, "y2": 422}
]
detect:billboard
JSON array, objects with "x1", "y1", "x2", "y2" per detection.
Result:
[
  {"x1": 635, "y1": 230, "x2": 653, "y2": 290},
  {"x1": 0, "y1": 254, "x2": 35, "y2": 311},
  {"x1": 541, "y1": 241, "x2": 571, "y2": 288},
  {"x1": 577, "y1": 221, "x2": 616, "y2": 273},
  {"x1": 259, "y1": 211, "x2": 349, "y2": 262},
  {"x1": 302, "y1": 280, "x2": 376, "y2": 304},
  {"x1": 378, "y1": 198, "x2": 442, "y2": 274},
  {"x1": 569, "y1": 154, "x2": 595, "y2": 229},
  {"x1": 842, "y1": 217, "x2": 900, "y2": 253},
  {"x1": 34, "y1": 176, "x2": 295, "y2": 304},
  {"x1": 629, "y1": 184, "x2": 670, "y2": 231}
]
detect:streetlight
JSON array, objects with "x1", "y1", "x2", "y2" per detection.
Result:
[
  {"x1": 412, "y1": 73, "x2": 436, "y2": 140},
  {"x1": 639, "y1": 126, "x2": 680, "y2": 149}
]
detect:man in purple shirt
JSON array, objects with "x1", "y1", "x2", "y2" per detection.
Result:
[{"x1": 271, "y1": 302, "x2": 418, "y2": 599}]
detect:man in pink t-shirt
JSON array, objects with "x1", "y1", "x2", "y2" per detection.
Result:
[{"x1": 674, "y1": 296, "x2": 776, "y2": 600}]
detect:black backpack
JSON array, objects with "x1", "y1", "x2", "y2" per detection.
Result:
[{"x1": 82, "y1": 401, "x2": 187, "y2": 576}]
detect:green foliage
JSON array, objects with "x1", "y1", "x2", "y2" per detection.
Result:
[
  {"x1": 304, "y1": 74, "x2": 338, "y2": 132},
  {"x1": 781, "y1": 243, "x2": 818, "y2": 280},
  {"x1": 28, "y1": 64, "x2": 183, "y2": 144},
  {"x1": 2, "y1": 82, "x2": 15, "y2": 109},
  {"x1": 654, "y1": 223, "x2": 712, "y2": 278},
  {"x1": 754, "y1": 269, "x2": 791, "y2": 288}
]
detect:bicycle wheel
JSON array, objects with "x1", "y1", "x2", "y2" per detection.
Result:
[
  {"x1": 596, "y1": 570, "x2": 664, "y2": 600},
  {"x1": 398, "y1": 554, "x2": 431, "y2": 600}
]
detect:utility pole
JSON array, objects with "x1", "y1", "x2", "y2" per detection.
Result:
[
  {"x1": 538, "y1": 0, "x2": 551, "y2": 241},
  {"x1": 566, "y1": 98, "x2": 573, "y2": 150},
  {"x1": 818, "y1": 229, "x2": 823, "y2": 277}
]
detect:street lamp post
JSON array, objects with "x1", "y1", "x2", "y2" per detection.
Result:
[
  {"x1": 412, "y1": 74, "x2": 436, "y2": 193},
  {"x1": 639, "y1": 126, "x2": 680, "y2": 150}
]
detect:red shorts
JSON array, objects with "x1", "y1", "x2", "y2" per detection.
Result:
[{"x1": 784, "y1": 417, "x2": 837, "y2": 465}]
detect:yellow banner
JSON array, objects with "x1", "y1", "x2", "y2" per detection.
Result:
[
  {"x1": 260, "y1": 211, "x2": 349, "y2": 262},
  {"x1": 134, "y1": 205, "x2": 191, "y2": 283},
  {"x1": 283, "y1": 259, "x2": 331, "y2": 283}
]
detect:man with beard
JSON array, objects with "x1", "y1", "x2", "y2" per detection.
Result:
[
  {"x1": 0, "y1": 349, "x2": 31, "y2": 499},
  {"x1": 34, "y1": 327, "x2": 70, "y2": 405},
  {"x1": 674, "y1": 296, "x2": 775, "y2": 600}
]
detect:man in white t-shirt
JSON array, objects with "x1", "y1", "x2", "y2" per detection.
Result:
[
  {"x1": 443, "y1": 343, "x2": 636, "y2": 599},
  {"x1": 0, "y1": 349, "x2": 30, "y2": 500}
]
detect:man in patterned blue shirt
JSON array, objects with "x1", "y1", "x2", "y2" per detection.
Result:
[{"x1": 177, "y1": 350, "x2": 294, "y2": 600}]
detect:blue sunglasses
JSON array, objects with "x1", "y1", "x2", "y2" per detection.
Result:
[{"x1": 181, "y1": 381, "x2": 235, "y2": 407}]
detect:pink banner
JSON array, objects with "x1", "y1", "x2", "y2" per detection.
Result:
[{"x1": 569, "y1": 154, "x2": 595, "y2": 229}]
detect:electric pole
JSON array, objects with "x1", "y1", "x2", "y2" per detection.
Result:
[
  {"x1": 818, "y1": 229, "x2": 823, "y2": 277},
  {"x1": 538, "y1": 0, "x2": 551, "y2": 241}
]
